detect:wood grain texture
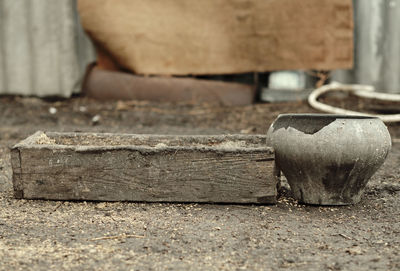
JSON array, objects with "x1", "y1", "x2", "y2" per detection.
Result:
[
  {"x1": 11, "y1": 132, "x2": 276, "y2": 204},
  {"x1": 10, "y1": 149, "x2": 23, "y2": 198}
]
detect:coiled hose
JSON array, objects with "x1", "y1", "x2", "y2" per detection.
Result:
[{"x1": 308, "y1": 82, "x2": 400, "y2": 123}]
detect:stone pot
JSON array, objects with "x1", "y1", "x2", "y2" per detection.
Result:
[{"x1": 267, "y1": 114, "x2": 391, "y2": 205}]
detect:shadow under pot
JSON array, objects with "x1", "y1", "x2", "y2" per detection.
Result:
[{"x1": 267, "y1": 114, "x2": 391, "y2": 205}]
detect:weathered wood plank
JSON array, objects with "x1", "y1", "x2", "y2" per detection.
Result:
[
  {"x1": 83, "y1": 67, "x2": 256, "y2": 106},
  {"x1": 10, "y1": 148, "x2": 23, "y2": 198},
  {"x1": 11, "y1": 132, "x2": 277, "y2": 204}
]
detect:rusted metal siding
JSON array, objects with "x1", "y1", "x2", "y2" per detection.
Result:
[
  {"x1": 333, "y1": 0, "x2": 400, "y2": 93},
  {"x1": 0, "y1": 0, "x2": 94, "y2": 97}
]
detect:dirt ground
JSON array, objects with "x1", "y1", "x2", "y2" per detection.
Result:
[{"x1": 0, "y1": 95, "x2": 399, "y2": 270}]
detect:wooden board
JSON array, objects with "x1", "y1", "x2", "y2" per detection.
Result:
[
  {"x1": 11, "y1": 132, "x2": 277, "y2": 204},
  {"x1": 78, "y1": 0, "x2": 353, "y2": 75},
  {"x1": 83, "y1": 66, "x2": 256, "y2": 106}
]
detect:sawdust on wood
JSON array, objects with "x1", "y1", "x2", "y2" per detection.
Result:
[{"x1": 36, "y1": 133, "x2": 56, "y2": 145}]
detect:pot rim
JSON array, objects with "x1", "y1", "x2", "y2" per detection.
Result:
[{"x1": 277, "y1": 113, "x2": 379, "y2": 120}]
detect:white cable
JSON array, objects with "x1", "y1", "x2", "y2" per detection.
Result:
[
  {"x1": 308, "y1": 82, "x2": 400, "y2": 123},
  {"x1": 354, "y1": 89, "x2": 400, "y2": 102}
]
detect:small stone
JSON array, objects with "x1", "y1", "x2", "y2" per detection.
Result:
[
  {"x1": 96, "y1": 202, "x2": 107, "y2": 209},
  {"x1": 346, "y1": 246, "x2": 363, "y2": 255},
  {"x1": 92, "y1": 115, "x2": 101, "y2": 124},
  {"x1": 79, "y1": 106, "x2": 87, "y2": 112},
  {"x1": 49, "y1": 107, "x2": 57, "y2": 114}
]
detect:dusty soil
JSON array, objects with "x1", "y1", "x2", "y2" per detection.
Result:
[{"x1": 0, "y1": 95, "x2": 399, "y2": 270}]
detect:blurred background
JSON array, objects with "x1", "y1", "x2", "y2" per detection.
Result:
[{"x1": 0, "y1": 0, "x2": 398, "y2": 100}]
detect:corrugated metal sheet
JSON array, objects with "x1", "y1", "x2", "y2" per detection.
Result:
[
  {"x1": 333, "y1": 0, "x2": 400, "y2": 93},
  {"x1": 0, "y1": 0, "x2": 95, "y2": 97}
]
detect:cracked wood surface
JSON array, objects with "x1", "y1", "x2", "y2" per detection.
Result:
[{"x1": 11, "y1": 132, "x2": 276, "y2": 204}]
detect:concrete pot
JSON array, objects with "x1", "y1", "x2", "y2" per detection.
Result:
[{"x1": 267, "y1": 114, "x2": 391, "y2": 205}]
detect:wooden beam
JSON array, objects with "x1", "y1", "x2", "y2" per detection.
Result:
[
  {"x1": 83, "y1": 67, "x2": 256, "y2": 106},
  {"x1": 11, "y1": 132, "x2": 277, "y2": 204}
]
